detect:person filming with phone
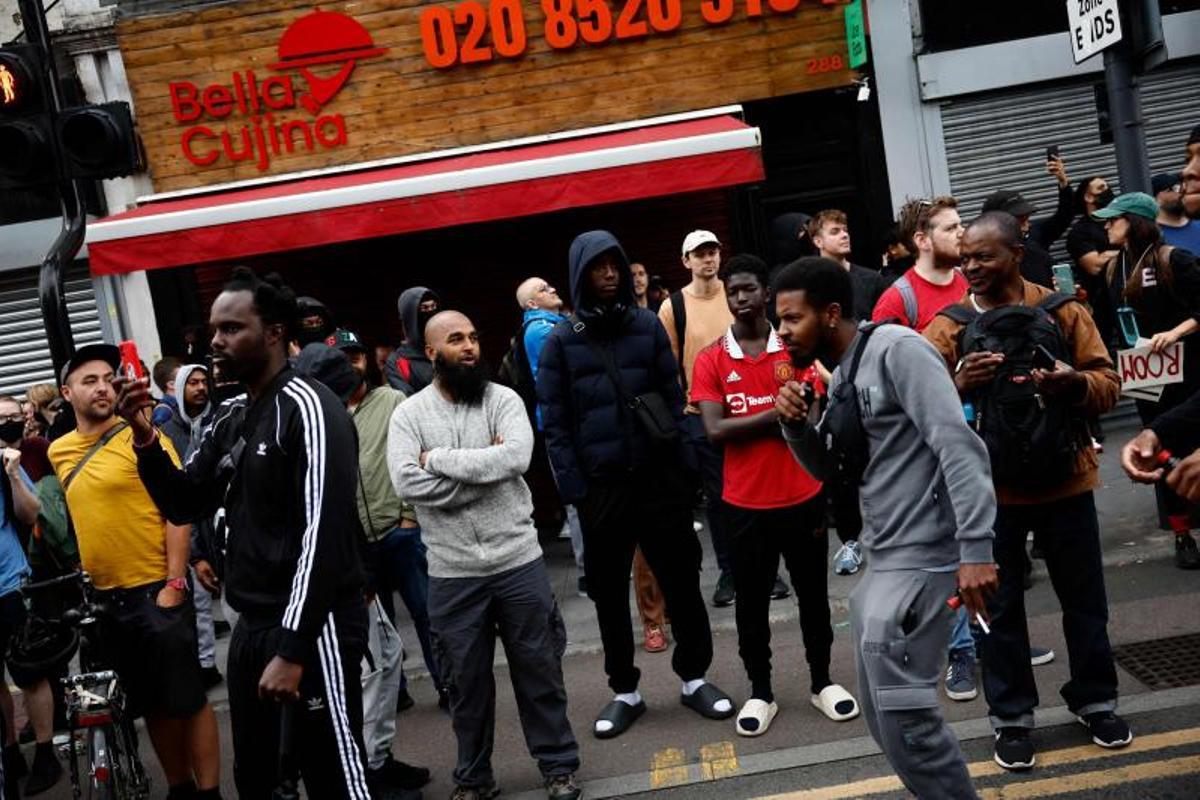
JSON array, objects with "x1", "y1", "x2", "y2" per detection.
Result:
[{"x1": 47, "y1": 344, "x2": 222, "y2": 800}]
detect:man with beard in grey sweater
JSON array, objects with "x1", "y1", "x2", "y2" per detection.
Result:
[
  {"x1": 387, "y1": 311, "x2": 580, "y2": 800},
  {"x1": 772, "y1": 257, "x2": 998, "y2": 799}
]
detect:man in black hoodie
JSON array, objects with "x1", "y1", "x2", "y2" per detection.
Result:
[
  {"x1": 538, "y1": 230, "x2": 732, "y2": 740},
  {"x1": 114, "y1": 269, "x2": 372, "y2": 799},
  {"x1": 386, "y1": 287, "x2": 442, "y2": 395}
]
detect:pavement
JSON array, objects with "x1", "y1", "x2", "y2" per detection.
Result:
[{"x1": 13, "y1": 401, "x2": 1200, "y2": 798}]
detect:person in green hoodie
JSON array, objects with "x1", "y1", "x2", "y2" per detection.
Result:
[{"x1": 330, "y1": 329, "x2": 447, "y2": 710}]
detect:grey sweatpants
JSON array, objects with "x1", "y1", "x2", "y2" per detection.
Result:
[
  {"x1": 851, "y1": 568, "x2": 978, "y2": 800},
  {"x1": 191, "y1": 565, "x2": 216, "y2": 669},
  {"x1": 362, "y1": 596, "x2": 403, "y2": 770},
  {"x1": 428, "y1": 558, "x2": 580, "y2": 789}
]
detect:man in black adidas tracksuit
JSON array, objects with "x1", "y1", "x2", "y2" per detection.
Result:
[{"x1": 116, "y1": 269, "x2": 372, "y2": 799}]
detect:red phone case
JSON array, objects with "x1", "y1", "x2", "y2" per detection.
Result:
[{"x1": 118, "y1": 340, "x2": 144, "y2": 379}]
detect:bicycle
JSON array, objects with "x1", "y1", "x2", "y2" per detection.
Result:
[{"x1": 11, "y1": 571, "x2": 151, "y2": 800}]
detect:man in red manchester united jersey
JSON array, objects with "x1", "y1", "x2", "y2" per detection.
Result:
[{"x1": 691, "y1": 254, "x2": 859, "y2": 737}]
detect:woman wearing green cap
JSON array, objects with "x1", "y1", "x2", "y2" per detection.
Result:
[{"x1": 1098, "y1": 191, "x2": 1200, "y2": 569}]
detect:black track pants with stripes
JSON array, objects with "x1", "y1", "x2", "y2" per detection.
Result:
[{"x1": 228, "y1": 605, "x2": 372, "y2": 799}]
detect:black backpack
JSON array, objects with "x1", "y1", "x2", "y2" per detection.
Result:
[
  {"x1": 938, "y1": 294, "x2": 1083, "y2": 487},
  {"x1": 820, "y1": 321, "x2": 886, "y2": 489},
  {"x1": 496, "y1": 319, "x2": 538, "y2": 420}
]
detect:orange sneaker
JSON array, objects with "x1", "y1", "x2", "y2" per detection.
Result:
[{"x1": 644, "y1": 624, "x2": 668, "y2": 653}]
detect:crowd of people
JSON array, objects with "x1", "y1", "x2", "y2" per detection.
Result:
[{"x1": 0, "y1": 124, "x2": 1196, "y2": 800}]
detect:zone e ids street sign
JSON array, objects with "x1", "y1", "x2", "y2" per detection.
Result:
[{"x1": 1067, "y1": 0, "x2": 1123, "y2": 64}]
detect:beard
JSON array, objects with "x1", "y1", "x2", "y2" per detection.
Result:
[
  {"x1": 1163, "y1": 197, "x2": 1186, "y2": 217},
  {"x1": 433, "y1": 355, "x2": 490, "y2": 405}
]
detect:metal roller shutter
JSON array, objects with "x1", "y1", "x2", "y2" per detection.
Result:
[
  {"x1": 0, "y1": 264, "x2": 104, "y2": 397},
  {"x1": 941, "y1": 59, "x2": 1200, "y2": 257}
]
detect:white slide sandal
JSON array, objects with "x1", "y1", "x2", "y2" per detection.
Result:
[
  {"x1": 735, "y1": 698, "x2": 778, "y2": 737},
  {"x1": 811, "y1": 684, "x2": 860, "y2": 722}
]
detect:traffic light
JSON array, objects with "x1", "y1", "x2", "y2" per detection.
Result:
[
  {"x1": 56, "y1": 102, "x2": 142, "y2": 180},
  {"x1": 1126, "y1": 0, "x2": 1166, "y2": 74},
  {"x1": 0, "y1": 44, "x2": 55, "y2": 189},
  {"x1": 0, "y1": 44, "x2": 142, "y2": 188}
]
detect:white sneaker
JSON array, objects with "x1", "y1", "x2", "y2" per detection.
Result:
[{"x1": 833, "y1": 540, "x2": 863, "y2": 575}]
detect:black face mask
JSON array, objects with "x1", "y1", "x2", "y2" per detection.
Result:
[
  {"x1": 1094, "y1": 189, "x2": 1115, "y2": 211},
  {"x1": 0, "y1": 420, "x2": 25, "y2": 444}
]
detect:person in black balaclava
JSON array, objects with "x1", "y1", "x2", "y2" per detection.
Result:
[
  {"x1": 384, "y1": 287, "x2": 442, "y2": 396},
  {"x1": 293, "y1": 296, "x2": 336, "y2": 350}
]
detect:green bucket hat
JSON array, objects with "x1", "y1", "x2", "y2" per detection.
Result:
[{"x1": 1093, "y1": 191, "x2": 1158, "y2": 221}]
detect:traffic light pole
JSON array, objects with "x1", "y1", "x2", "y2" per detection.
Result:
[
  {"x1": 18, "y1": 0, "x2": 85, "y2": 378},
  {"x1": 1101, "y1": 6, "x2": 1152, "y2": 194}
]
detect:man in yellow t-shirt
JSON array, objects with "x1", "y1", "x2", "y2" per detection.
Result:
[{"x1": 48, "y1": 344, "x2": 223, "y2": 800}]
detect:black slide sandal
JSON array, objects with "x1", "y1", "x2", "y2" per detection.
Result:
[
  {"x1": 594, "y1": 699, "x2": 646, "y2": 739},
  {"x1": 680, "y1": 682, "x2": 735, "y2": 720}
]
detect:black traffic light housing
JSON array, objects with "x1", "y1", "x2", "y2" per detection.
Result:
[
  {"x1": 1125, "y1": 0, "x2": 1166, "y2": 74},
  {"x1": 56, "y1": 102, "x2": 142, "y2": 180},
  {"x1": 0, "y1": 44, "x2": 56, "y2": 188},
  {"x1": 0, "y1": 44, "x2": 142, "y2": 189}
]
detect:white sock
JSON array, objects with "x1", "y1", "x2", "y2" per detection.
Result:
[
  {"x1": 682, "y1": 679, "x2": 731, "y2": 713},
  {"x1": 595, "y1": 691, "x2": 643, "y2": 733}
]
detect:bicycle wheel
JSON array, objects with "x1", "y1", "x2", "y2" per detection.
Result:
[
  {"x1": 85, "y1": 726, "x2": 118, "y2": 800},
  {"x1": 113, "y1": 716, "x2": 151, "y2": 799}
]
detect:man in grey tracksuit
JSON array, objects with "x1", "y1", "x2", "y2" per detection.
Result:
[
  {"x1": 771, "y1": 257, "x2": 998, "y2": 799},
  {"x1": 388, "y1": 311, "x2": 580, "y2": 800}
]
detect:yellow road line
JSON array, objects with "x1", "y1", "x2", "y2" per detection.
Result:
[
  {"x1": 699, "y1": 741, "x2": 740, "y2": 780},
  {"x1": 978, "y1": 753, "x2": 1200, "y2": 799},
  {"x1": 753, "y1": 726, "x2": 1200, "y2": 800},
  {"x1": 649, "y1": 747, "x2": 689, "y2": 789}
]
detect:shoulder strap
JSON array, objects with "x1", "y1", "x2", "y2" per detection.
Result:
[
  {"x1": 894, "y1": 275, "x2": 919, "y2": 327},
  {"x1": 668, "y1": 290, "x2": 689, "y2": 391},
  {"x1": 845, "y1": 323, "x2": 883, "y2": 384},
  {"x1": 1036, "y1": 291, "x2": 1078, "y2": 314},
  {"x1": 62, "y1": 422, "x2": 128, "y2": 492},
  {"x1": 568, "y1": 315, "x2": 633, "y2": 404},
  {"x1": 937, "y1": 304, "x2": 977, "y2": 326}
]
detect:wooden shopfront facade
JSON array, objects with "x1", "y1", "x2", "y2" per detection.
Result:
[{"x1": 88, "y1": 0, "x2": 892, "y2": 359}]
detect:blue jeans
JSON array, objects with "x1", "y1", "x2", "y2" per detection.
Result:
[
  {"x1": 372, "y1": 525, "x2": 442, "y2": 692},
  {"x1": 948, "y1": 607, "x2": 975, "y2": 659}
]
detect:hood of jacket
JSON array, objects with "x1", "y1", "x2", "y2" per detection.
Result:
[
  {"x1": 294, "y1": 343, "x2": 360, "y2": 403},
  {"x1": 173, "y1": 364, "x2": 211, "y2": 429},
  {"x1": 567, "y1": 230, "x2": 634, "y2": 316},
  {"x1": 397, "y1": 286, "x2": 442, "y2": 349}
]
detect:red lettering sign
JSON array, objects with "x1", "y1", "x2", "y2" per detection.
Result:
[
  {"x1": 168, "y1": 10, "x2": 387, "y2": 172},
  {"x1": 421, "y1": 0, "x2": 847, "y2": 69}
]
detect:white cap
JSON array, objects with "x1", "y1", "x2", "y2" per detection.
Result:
[{"x1": 681, "y1": 229, "x2": 720, "y2": 256}]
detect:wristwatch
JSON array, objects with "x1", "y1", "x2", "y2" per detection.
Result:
[{"x1": 165, "y1": 576, "x2": 188, "y2": 592}]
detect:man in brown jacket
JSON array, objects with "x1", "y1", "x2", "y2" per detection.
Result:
[{"x1": 924, "y1": 212, "x2": 1129, "y2": 773}]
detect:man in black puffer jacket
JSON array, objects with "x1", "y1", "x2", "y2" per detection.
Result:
[{"x1": 538, "y1": 230, "x2": 732, "y2": 740}]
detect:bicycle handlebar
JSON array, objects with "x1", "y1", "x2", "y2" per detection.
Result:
[{"x1": 21, "y1": 570, "x2": 89, "y2": 593}]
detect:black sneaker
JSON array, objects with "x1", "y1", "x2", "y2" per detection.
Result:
[
  {"x1": 213, "y1": 618, "x2": 232, "y2": 638},
  {"x1": 545, "y1": 773, "x2": 582, "y2": 800},
  {"x1": 1078, "y1": 712, "x2": 1133, "y2": 748},
  {"x1": 1175, "y1": 534, "x2": 1200, "y2": 570},
  {"x1": 770, "y1": 575, "x2": 791, "y2": 600},
  {"x1": 23, "y1": 743, "x2": 63, "y2": 796},
  {"x1": 993, "y1": 727, "x2": 1035, "y2": 770},
  {"x1": 711, "y1": 572, "x2": 735, "y2": 607},
  {"x1": 378, "y1": 757, "x2": 432, "y2": 790},
  {"x1": 438, "y1": 688, "x2": 451, "y2": 712},
  {"x1": 396, "y1": 686, "x2": 415, "y2": 712},
  {"x1": 201, "y1": 666, "x2": 224, "y2": 690}
]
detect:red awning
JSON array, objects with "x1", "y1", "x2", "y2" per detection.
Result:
[{"x1": 86, "y1": 113, "x2": 764, "y2": 275}]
